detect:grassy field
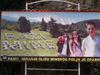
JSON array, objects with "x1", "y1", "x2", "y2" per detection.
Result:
[
  {"x1": 1, "y1": 29, "x2": 57, "y2": 56},
  {"x1": 1, "y1": 29, "x2": 100, "y2": 57}
]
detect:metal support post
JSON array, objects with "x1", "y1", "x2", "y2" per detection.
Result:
[
  {"x1": 26, "y1": 2, "x2": 28, "y2": 10},
  {"x1": 78, "y1": 3, "x2": 80, "y2": 11},
  {"x1": 25, "y1": 62, "x2": 27, "y2": 75},
  {"x1": 78, "y1": 62, "x2": 80, "y2": 75}
]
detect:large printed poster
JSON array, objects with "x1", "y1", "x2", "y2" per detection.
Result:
[{"x1": 1, "y1": 11, "x2": 100, "y2": 62}]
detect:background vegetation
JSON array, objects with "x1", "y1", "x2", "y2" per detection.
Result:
[{"x1": 0, "y1": 0, "x2": 100, "y2": 10}]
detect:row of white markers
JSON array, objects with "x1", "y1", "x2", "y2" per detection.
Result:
[
  {"x1": 5, "y1": 33, "x2": 46, "y2": 40},
  {"x1": 3, "y1": 40, "x2": 56, "y2": 51}
]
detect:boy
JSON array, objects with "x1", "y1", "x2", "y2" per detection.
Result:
[
  {"x1": 82, "y1": 21, "x2": 100, "y2": 57},
  {"x1": 56, "y1": 29, "x2": 71, "y2": 57}
]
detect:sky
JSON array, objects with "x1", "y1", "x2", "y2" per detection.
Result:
[{"x1": 2, "y1": 11, "x2": 100, "y2": 25}]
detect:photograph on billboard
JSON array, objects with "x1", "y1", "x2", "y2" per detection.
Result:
[{"x1": 1, "y1": 11, "x2": 100, "y2": 62}]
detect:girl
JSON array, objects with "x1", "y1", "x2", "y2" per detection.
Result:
[{"x1": 69, "y1": 31, "x2": 82, "y2": 57}]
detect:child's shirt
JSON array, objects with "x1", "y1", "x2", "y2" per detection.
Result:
[
  {"x1": 56, "y1": 36, "x2": 70, "y2": 56},
  {"x1": 82, "y1": 35, "x2": 100, "y2": 57},
  {"x1": 61, "y1": 38, "x2": 67, "y2": 55},
  {"x1": 69, "y1": 40, "x2": 82, "y2": 57}
]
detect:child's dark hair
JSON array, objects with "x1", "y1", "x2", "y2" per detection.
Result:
[
  {"x1": 86, "y1": 21, "x2": 97, "y2": 28},
  {"x1": 71, "y1": 31, "x2": 81, "y2": 46}
]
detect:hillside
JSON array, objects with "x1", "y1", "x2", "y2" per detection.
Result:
[
  {"x1": 1, "y1": 29, "x2": 57, "y2": 56},
  {"x1": 2, "y1": 16, "x2": 18, "y2": 21},
  {"x1": 75, "y1": 19, "x2": 100, "y2": 29},
  {"x1": 68, "y1": 19, "x2": 100, "y2": 37}
]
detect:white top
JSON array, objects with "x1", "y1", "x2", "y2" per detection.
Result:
[
  {"x1": 82, "y1": 35, "x2": 100, "y2": 57},
  {"x1": 70, "y1": 41, "x2": 82, "y2": 57},
  {"x1": 61, "y1": 38, "x2": 67, "y2": 55}
]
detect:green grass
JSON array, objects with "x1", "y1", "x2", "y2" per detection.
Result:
[
  {"x1": 1, "y1": 29, "x2": 57, "y2": 56},
  {"x1": 1, "y1": 29, "x2": 100, "y2": 57},
  {"x1": 96, "y1": 30, "x2": 100, "y2": 37}
]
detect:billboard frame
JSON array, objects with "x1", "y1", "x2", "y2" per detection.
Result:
[{"x1": 1, "y1": 10, "x2": 100, "y2": 62}]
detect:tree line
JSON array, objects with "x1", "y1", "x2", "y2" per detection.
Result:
[
  {"x1": 1, "y1": 16, "x2": 31, "y2": 33},
  {"x1": 1, "y1": 16, "x2": 65, "y2": 38},
  {"x1": 2, "y1": 16, "x2": 92, "y2": 38}
]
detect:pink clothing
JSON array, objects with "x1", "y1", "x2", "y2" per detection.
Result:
[{"x1": 69, "y1": 40, "x2": 82, "y2": 57}]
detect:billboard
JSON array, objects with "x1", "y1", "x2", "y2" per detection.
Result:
[{"x1": 1, "y1": 11, "x2": 100, "y2": 62}]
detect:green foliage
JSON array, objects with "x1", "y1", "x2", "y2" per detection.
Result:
[
  {"x1": 31, "y1": 22, "x2": 41, "y2": 29},
  {"x1": 28, "y1": 1, "x2": 69, "y2": 10},
  {"x1": 6, "y1": 25, "x2": 14, "y2": 31},
  {"x1": 31, "y1": 22, "x2": 35, "y2": 29},
  {"x1": 93, "y1": 0, "x2": 98, "y2": 8},
  {"x1": 68, "y1": 24, "x2": 78, "y2": 31},
  {"x1": 96, "y1": 30, "x2": 100, "y2": 37},
  {"x1": 48, "y1": 17, "x2": 59, "y2": 38},
  {"x1": 41, "y1": 18, "x2": 47, "y2": 31},
  {"x1": 2, "y1": 17, "x2": 31, "y2": 33},
  {"x1": 68, "y1": 24, "x2": 88, "y2": 37},
  {"x1": 1, "y1": 19, "x2": 19, "y2": 30},
  {"x1": 17, "y1": 16, "x2": 31, "y2": 32},
  {"x1": 58, "y1": 26, "x2": 64, "y2": 36},
  {"x1": 0, "y1": 0, "x2": 100, "y2": 10},
  {"x1": 34, "y1": 24, "x2": 40, "y2": 29}
]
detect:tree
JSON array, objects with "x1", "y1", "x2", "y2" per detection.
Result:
[
  {"x1": 48, "y1": 17, "x2": 59, "y2": 38},
  {"x1": 17, "y1": 16, "x2": 31, "y2": 33},
  {"x1": 41, "y1": 18, "x2": 47, "y2": 31},
  {"x1": 1, "y1": 19, "x2": 19, "y2": 30}
]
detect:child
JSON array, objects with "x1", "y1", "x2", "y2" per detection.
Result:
[
  {"x1": 56, "y1": 29, "x2": 71, "y2": 57},
  {"x1": 82, "y1": 21, "x2": 100, "y2": 57},
  {"x1": 69, "y1": 31, "x2": 82, "y2": 57}
]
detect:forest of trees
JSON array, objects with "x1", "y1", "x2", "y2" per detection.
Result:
[
  {"x1": 2, "y1": 16, "x2": 100, "y2": 38},
  {"x1": 1, "y1": 19, "x2": 19, "y2": 30},
  {"x1": 1, "y1": 17, "x2": 64, "y2": 37},
  {"x1": 1, "y1": 16, "x2": 31, "y2": 33}
]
